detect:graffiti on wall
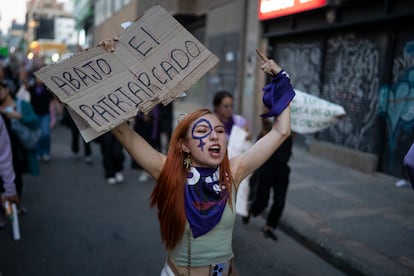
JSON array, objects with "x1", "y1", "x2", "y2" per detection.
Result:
[
  {"x1": 392, "y1": 41, "x2": 414, "y2": 82},
  {"x1": 379, "y1": 40, "x2": 414, "y2": 167},
  {"x1": 323, "y1": 34, "x2": 380, "y2": 152},
  {"x1": 277, "y1": 42, "x2": 322, "y2": 95},
  {"x1": 275, "y1": 34, "x2": 413, "y2": 176}
]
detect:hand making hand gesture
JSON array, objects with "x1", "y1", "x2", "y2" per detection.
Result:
[{"x1": 256, "y1": 49, "x2": 282, "y2": 77}]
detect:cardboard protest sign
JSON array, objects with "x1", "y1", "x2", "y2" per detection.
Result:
[
  {"x1": 35, "y1": 5, "x2": 219, "y2": 142},
  {"x1": 290, "y1": 90, "x2": 346, "y2": 134}
]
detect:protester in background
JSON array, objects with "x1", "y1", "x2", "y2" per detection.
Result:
[
  {"x1": 26, "y1": 76, "x2": 56, "y2": 162},
  {"x1": 131, "y1": 106, "x2": 161, "y2": 182},
  {"x1": 242, "y1": 116, "x2": 293, "y2": 241},
  {"x1": 213, "y1": 90, "x2": 249, "y2": 140},
  {"x1": 0, "y1": 115, "x2": 19, "y2": 228},
  {"x1": 14, "y1": 68, "x2": 31, "y2": 103},
  {"x1": 0, "y1": 66, "x2": 16, "y2": 97},
  {"x1": 159, "y1": 103, "x2": 173, "y2": 153},
  {"x1": 97, "y1": 132, "x2": 125, "y2": 185},
  {"x1": 99, "y1": 37, "x2": 293, "y2": 274},
  {"x1": 213, "y1": 88, "x2": 253, "y2": 219},
  {"x1": 61, "y1": 107, "x2": 92, "y2": 164},
  {"x1": 0, "y1": 81, "x2": 40, "y2": 214}
]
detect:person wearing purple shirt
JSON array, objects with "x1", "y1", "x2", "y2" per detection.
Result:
[{"x1": 213, "y1": 90, "x2": 249, "y2": 140}]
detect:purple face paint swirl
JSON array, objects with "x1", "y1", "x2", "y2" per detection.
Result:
[{"x1": 191, "y1": 118, "x2": 212, "y2": 151}]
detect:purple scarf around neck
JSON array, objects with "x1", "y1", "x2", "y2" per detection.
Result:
[{"x1": 184, "y1": 166, "x2": 229, "y2": 238}]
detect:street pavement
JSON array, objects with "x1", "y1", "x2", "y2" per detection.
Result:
[
  {"x1": 1, "y1": 122, "x2": 413, "y2": 276},
  {"x1": 0, "y1": 125, "x2": 344, "y2": 276},
  {"x1": 281, "y1": 143, "x2": 414, "y2": 275}
]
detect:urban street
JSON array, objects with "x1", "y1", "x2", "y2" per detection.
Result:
[{"x1": 0, "y1": 125, "x2": 344, "y2": 276}]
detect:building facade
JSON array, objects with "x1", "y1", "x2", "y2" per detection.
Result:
[
  {"x1": 25, "y1": 0, "x2": 75, "y2": 64},
  {"x1": 80, "y1": 0, "x2": 414, "y2": 177},
  {"x1": 260, "y1": 0, "x2": 414, "y2": 177}
]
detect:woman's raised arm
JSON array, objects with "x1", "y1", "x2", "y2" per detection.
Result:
[
  {"x1": 231, "y1": 49, "x2": 294, "y2": 185},
  {"x1": 112, "y1": 122, "x2": 165, "y2": 180}
]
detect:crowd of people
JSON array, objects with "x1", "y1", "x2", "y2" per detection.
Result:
[
  {"x1": 0, "y1": 60, "x2": 153, "y2": 226},
  {"x1": 0, "y1": 58, "x2": 177, "y2": 229},
  {"x1": 0, "y1": 62, "x2": 56, "y2": 226},
  {"x1": 3, "y1": 40, "x2": 413, "y2": 275}
]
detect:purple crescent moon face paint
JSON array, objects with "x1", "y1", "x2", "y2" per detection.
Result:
[{"x1": 191, "y1": 118, "x2": 212, "y2": 151}]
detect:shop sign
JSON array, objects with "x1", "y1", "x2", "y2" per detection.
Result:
[{"x1": 258, "y1": 0, "x2": 327, "y2": 20}]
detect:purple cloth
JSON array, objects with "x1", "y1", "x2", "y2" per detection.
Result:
[
  {"x1": 223, "y1": 114, "x2": 246, "y2": 138},
  {"x1": 404, "y1": 143, "x2": 414, "y2": 190},
  {"x1": 223, "y1": 117, "x2": 235, "y2": 137},
  {"x1": 184, "y1": 167, "x2": 228, "y2": 238},
  {"x1": 261, "y1": 70, "x2": 295, "y2": 118},
  {"x1": 0, "y1": 116, "x2": 16, "y2": 197}
]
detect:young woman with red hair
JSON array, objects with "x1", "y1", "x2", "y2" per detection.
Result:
[{"x1": 101, "y1": 37, "x2": 294, "y2": 275}]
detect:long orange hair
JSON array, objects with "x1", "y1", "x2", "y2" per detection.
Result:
[{"x1": 150, "y1": 108, "x2": 234, "y2": 250}]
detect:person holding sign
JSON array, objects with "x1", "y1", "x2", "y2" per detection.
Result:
[{"x1": 100, "y1": 37, "x2": 294, "y2": 274}]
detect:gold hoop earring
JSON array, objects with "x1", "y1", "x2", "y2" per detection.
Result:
[
  {"x1": 177, "y1": 112, "x2": 188, "y2": 123},
  {"x1": 183, "y1": 153, "x2": 192, "y2": 169}
]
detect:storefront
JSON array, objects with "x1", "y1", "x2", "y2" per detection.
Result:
[{"x1": 259, "y1": 0, "x2": 414, "y2": 177}]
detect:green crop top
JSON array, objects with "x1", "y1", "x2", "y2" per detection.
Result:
[{"x1": 169, "y1": 189, "x2": 237, "y2": 267}]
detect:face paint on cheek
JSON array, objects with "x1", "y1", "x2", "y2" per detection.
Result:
[{"x1": 191, "y1": 118, "x2": 212, "y2": 152}]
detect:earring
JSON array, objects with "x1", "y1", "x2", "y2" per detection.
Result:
[
  {"x1": 183, "y1": 153, "x2": 192, "y2": 169},
  {"x1": 177, "y1": 113, "x2": 188, "y2": 123}
]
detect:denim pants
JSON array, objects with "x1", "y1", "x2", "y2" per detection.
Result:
[{"x1": 37, "y1": 113, "x2": 51, "y2": 158}]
